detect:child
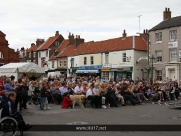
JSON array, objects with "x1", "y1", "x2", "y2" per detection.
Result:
[{"x1": 62, "y1": 92, "x2": 72, "y2": 109}]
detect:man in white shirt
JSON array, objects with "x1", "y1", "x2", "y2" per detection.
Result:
[
  {"x1": 74, "y1": 81, "x2": 86, "y2": 105},
  {"x1": 86, "y1": 83, "x2": 102, "y2": 108}
]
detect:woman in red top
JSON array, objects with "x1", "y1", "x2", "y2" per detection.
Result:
[{"x1": 62, "y1": 92, "x2": 72, "y2": 108}]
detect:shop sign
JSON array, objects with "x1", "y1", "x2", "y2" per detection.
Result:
[{"x1": 79, "y1": 65, "x2": 102, "y2": 69}]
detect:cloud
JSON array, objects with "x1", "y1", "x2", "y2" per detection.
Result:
[{"x1": 0, "y1": 0, "x2": 181, "y2": 50}]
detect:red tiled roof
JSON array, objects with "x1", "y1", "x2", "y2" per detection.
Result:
[
  {"x1": 26, "y1": 45, "x2": 37, "y2": 52},
  {"x1": 49, "y1": 40, "x2": 69, "y2": 60},
  {"x1": 37, "y1": 35, "x2": 59, "y2": 51},
  {"x1": 135, "y1": 37, "x2": 148, "y2": 51},
  {"x1": 57, "y1": 42, "x2": 91, "y2": 57},
  {"x1": 82, "y1": 36, "x2": 147, "y2": 54}
]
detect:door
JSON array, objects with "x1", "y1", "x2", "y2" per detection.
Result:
[{"x1": 170, "y1": 70, "x2": 175, "y2": 81}]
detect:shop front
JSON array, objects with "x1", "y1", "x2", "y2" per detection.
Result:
[{"x1": 112, "y1": 67, "x2": 133, "y2": 80}]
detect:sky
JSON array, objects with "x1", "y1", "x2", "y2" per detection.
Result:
[{"x1": 0, "y1": 0, "x2": 181, "y2": 50}]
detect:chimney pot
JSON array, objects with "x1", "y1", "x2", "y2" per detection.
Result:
[
  {"x1": 55, "y1": 31, "x2": 59, "y2": 36},
  {"x1": 122, "y1": 29, "x2": 127, "y2": 38}
]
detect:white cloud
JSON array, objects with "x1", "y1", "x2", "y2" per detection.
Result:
[{"x1": 0, "y1": 0, "x2": 181, "y2": 50}]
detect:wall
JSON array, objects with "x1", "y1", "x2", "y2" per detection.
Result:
[{"x1": 79, "y1": 53, "x2": 102, "y2": 66}]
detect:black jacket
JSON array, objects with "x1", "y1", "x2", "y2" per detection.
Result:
[{"x1": 0, "y1": 98, "x2": 17, "y2": 117}]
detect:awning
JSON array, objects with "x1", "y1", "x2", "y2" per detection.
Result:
[{"x1": 76, "y1": 70, "x2": 100, "y2": 74}]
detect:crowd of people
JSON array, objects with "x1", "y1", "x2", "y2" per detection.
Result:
[
  {"x1": 0, "y1": 73, "x2": 180, "y2": 132},
  {"x1": 0, "y1": 74, "x2": 180, "y2": 110}
]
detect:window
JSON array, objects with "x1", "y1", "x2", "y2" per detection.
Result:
[
  {"x1": 59, "y1": 61, "x2": 62, "y2": 66},
  {"x1": 102, "y1": 72, "x2": 109, "y2": 80},
  {"x1": 0, "y1": 52, "x2": 3, "y2": 59},
  {"x1": 156, "y1": 51, "x2": 162, "y2": 62},
  {"x1": 84, "y1": 57, "x2": 87, "y2": 65},
  {"x1": 170, "y1": 49, "x2": 177, "y2": 61},
  {"x1": 46, "y1": 50, "x2": 48, "y2": 57},
  {"x1": 170, "y1": 30, "x2": 177, "y2": 40},
  {"x1": 64, "y1": 61, "x2": 66, "y2": 67},
  {"x1": 39, "y1": 52, "x2": 41, "y2": 58},
  {"x1": 122, "y1": 53, "x2": 126, "y2": 62},
  {"x1": 52, "y1": 61, "x2": 54, "y2": 68},
  {"x1": 105, "y1": 54, "x2": 109, "y2": 64},
  {"x1": 156, "y1": 70, "x2": 162, "y2": 81},
  {"x1": 33, "y1": 60, "x2": 36, "y2": 63},
  {"x1": 55, "y1": 41, "x2": 59, "y2": 46},
  {"x1": 71, "y1": 58, "x2": 74, "y2": 67},
  {"x1": 33, "y1": 52, "x2": 36, "y2": 58},
  {"x1": 29, "y1": 52, "x2": 31, "y2": 58},
  {"x1": 90, "y1": 56, "x2": 94, "y2": 65},
  {"x1": 155, "y1": 32, "x2": 162, "y2": 42}
]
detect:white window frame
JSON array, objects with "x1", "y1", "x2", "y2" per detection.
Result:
[
  {"x1": 64, "y1": 61, "x2": 66, "y2": 67},
  {"x1": 156, "y1": 70, "x2": 162, "y2": 81},
  {"x1": 59, "y1": 61, "x2": 62, "y2": 67},
  {"x1": 52, "y1": 61, "x2": 54, "y2": 68},
  {"x1": 122, "y1": 53, "x2": 126, "y2": 62},
  {"x1": 155, "y1": 32, "x2": 162, "y2": 43},
  {"x1": 84, "y1": 57, "x2": 87, "y2": 65},
  {"x1": 102, "y1": 72, "x2": 109, "y2": 80},
  {"x1": 90, "y1": 56, "x2": 94, "y2": 65},
  {"x1": 71, "y1": 58, "x2": 74, "y2": 67},
  {"x1": 105, "y1": 54, "x2": 109, "y2": 64},
  {"x1": 0, "y1": 52, "x2": 3, "y2": 59},
  {"x1": 156, "y1": 51, "x2": 162, "y2": 62},
  {"x1": 170, "y1": 30, "x2": 177, "y2": 41},
  {"x1": 170, "y1": 49, "x2": 177, "y2": 62},
  {"x1": 46, "y1": 50, "x2": 48, "y2": 57}
]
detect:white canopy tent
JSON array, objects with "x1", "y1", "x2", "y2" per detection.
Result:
[{"x1": 0, "y1": 62, "x2": 45, "y2": 81}]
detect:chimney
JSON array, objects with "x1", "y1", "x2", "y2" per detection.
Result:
[
  {"x1": 21, "y1": 47, "x2": 25, "y2": 51},
  {"x1": 68, "y1": 32, "x2": 75, "y2": 45},
  {"x1": 31, "y1": 43, "x2": 35, "y2": 47},
  {"x1": 74, "y1": 35, "x2": 84, "y2": 49},
  {"x1": 122, "y1": 30, "x2": 127, "y2": 38},
  {"x1": 36, "y1": 39, "x2": 45, "y2": 47},
  {"x1": 55, "y1": 31, "x2": 59, "y2": 36},
  {"x1": 163, "y1": 7, "x2": 171, "y2": 21},
  {"x1": 140, "y1": 29, "x2": 149, "y2": 44}
]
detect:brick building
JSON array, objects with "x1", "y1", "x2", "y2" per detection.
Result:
[{"x1": 0, "y1": 31, "x2": 19, "y2": 66}]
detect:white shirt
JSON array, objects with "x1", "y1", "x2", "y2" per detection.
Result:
[
  {"x1": 86, "y1": 88, "x2": 96, "y2": 98},
  {"x1": 74, "y1": 86, "x2": 83, "y2": 94}
]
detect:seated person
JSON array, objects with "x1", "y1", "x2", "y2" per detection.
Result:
[
  {"x1": 50, "y1": 81, "x2": 62, "y2": 104},
  {"x1": 62, "y1": 92, "x2": 72, "y2": 109},
  {"x1": 74, "y1": 81, "x2": 86, "y2": 103},
  {"x1": 0, "y1": 91, "x2": 32, "y2": 131},
  {"x1": 86, "y1": 83, "x2": 102, "y2": 108}
]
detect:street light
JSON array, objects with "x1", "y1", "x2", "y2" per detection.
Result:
[
  {"x1": 70, "y1": 58, "x2": 73, "y2": 76},
  {"x1": 150, "y1": 54, "x2": 155, "y2": 84}
]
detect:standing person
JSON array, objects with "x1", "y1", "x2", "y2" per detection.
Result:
[
  {"x1": 39, "y1": 82, "x2": 48, "y2": 110},
  {"x1": 22, "y1": 80, "x2": 29, "y2": 109},
  {"x1": 15, "y1": 78, "x2": 27, "y2": 111},
  {"x1": 3, "y1": 78, "x2": 14, "y2": 97}
]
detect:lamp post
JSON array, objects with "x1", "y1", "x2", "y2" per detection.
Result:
[
  {"x1": 70, "y1": 58, "x2": 73, "y2": 76},
  {"x1": 150, "y1": 54, "x2": 155, "y2": 84}
]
